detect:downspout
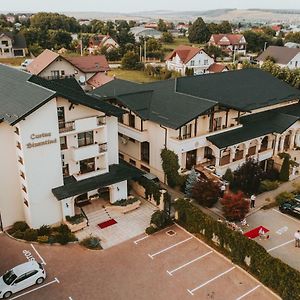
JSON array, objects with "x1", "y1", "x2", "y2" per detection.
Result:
[{"x1": 160, "y1": 125, "x2": 168, "y2": 184}]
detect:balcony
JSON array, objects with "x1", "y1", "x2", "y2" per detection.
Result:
[
  {"x1": 118, "y1": 123, "x2": 148, "y2": 143},
  {"x1": 59, "y1": 116, "x2": 106, "y2": 135},
  {"x1": 59, "y1": 121, "x2": 75, "y2": 133},
  {"x1": 71, "y1": 143, "x2": 107, "y2": 161},
  {"x1": 73, "y1": 168, "x2": 107, "y2": 181}
]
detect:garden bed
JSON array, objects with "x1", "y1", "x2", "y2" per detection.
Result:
[
  {"x1": 64, "y1": 214, "x2": 87, "y2": 232},
  {"x1": 109, "y1": 197, "x2": 141, "y2": 213}
]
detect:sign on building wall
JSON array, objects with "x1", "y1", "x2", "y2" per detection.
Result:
[{"x1": 26, "y1": 132, "x2": 57, "y2": 149}]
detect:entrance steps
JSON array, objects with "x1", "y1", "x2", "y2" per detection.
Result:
[{"x1": 83, "y1": 207, "x2": 120, "y2": 226}]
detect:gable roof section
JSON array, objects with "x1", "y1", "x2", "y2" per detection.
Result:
[
  {"x1": 176, "y1": 68, "x2": 300, "y2": 111},
  {"x1": 92, "y1": 78, "x2": 216, "y2": 129},
  {"x1": 165, "y1": 45, "x2": 203, "y2": 64},
  {"x1": 257, "y1": 46, "x2": 300, "y2": 65},
  {"x1": 211, "y1": 34, "x2": 245, "y2": 45},
  {"x1": 207, "y1": 108, "x2": 300, "y2": 149},
  {"x1": 29, "y1": 76, "x2": 124, "y2": 118},
  {"x1": 0, "y1": 64, "x2": 55, "y2": 125},
  {"x1": 66, "y1": 55, "x2": 110, "y2": 73},
  {"x1": 207, "y1": 63, "x2": 228, "y2": 73},
  {"x1": 26, "y1": 49, "x2": 60, "y2": 75}
]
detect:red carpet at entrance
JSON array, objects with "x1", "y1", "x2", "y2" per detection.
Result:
[
  {"x1": 98, "y1": 219, "x2": 117, "y2": 229},
  {"x1": 244, "y1": 226, "x2": 269, "y2": 239}
]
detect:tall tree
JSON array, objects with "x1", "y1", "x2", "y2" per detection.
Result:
[
  {"x1": 185, "y1": 168, "x2": 198, "y2": 197},
  {"x1": 192, "y1": 179, "x2": 220, "y2": 207},
  {"x1": 188, "y1": 17, "x2": 210, "y2": 43},
  {"x1": 157, "y1": 19, "x2": 167, "y2": 32}
]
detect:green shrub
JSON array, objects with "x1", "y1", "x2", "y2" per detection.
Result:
[
  {"x1": 37, "y1": 225, "x2": 51, "y2": 236},
  {"x1": 222, "y1": 168, "x2": 234, "y2": 184},
  {"x1": 80, "y1": 236, "x2": 102, "y2": 250},
  {"x1": 66, "y1": 214, "x2": 84, "y2": 224},
  {"x1": 37, "y1": 235, "x2": 49, "y2": 243},
  {"x1": 259, "y1": 180, "x2": 279, "y2": 192},
  {"x1": 12, "y1": 230, "x2": 24, "y2": 239},
  {"x1": 68, "y1": 233, "x2": 78, "y2": 242},
  {"x1": 275, "y1": 191, "x2": 294, "y2": 205},
  {"x1": 145, "y1": 226, "x2": 158, "y2": 235},
  {"x1": 150, "y1": 211, "x2": 173, "y2": 229},
  {"x1": 56, "y1": 233, "x2": 69, "y2": 245},
  {"x1": 56, "y1": 224, "x2": 71, "y2": 235},
  {"x1": 12, "y1": 221, "x2": 29, "y2": 232},
  {"x1": 23, "y1": 229, "x2": 38, "y2": 241},
  {"x1": 279, "y1": 155, "x2": 290, "y2": 182}
]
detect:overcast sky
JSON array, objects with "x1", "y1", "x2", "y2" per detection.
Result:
[{"x1": 4, "y1": 0, "x2": 300, "y2": 13}]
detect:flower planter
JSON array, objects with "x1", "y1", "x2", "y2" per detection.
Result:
[
  {"x1": 64, "y1": 219, "x2": 87, "y2": 232},
  {"x1": 108, "y1": 200, "x2": 141, "y2": 214}
]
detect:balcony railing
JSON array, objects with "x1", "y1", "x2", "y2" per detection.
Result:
[
  {"x1": 43, "y1": 74, "x2": 76, "y2": 80},
  {"x1": 59, "y1": 121, "x2": 75, "y2": 133},
  {"x1": 98, "y1": 143, "x2": 107, "y2": 153}
]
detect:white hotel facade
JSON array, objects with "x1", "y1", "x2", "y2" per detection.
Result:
[{"x1": 0, "y1": 65, "x2": 139, "y2": 230}]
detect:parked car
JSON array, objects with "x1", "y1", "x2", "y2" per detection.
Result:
[
  {"x1": 279, "y1": 201, "x2": 300, "y2": 219},
  {"x1": 20, "y1": 59, "x2": 33, "y2": 69},
  {"x1": 0, "y1": 261, "x2": 46, "y2": 299}
]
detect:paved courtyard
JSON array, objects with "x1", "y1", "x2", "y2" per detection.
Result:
[
  {"x1": 246, "y1": 207, "x2": 300, "y2": 271},
  {"x1": 75, "y1": 199, "x2": 157, "y2": 248},
  {"x1": 0, "y1": 225, "x2": 279, "y2": 300}
]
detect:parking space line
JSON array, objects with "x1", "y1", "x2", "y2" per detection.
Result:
[
  {"x1": 236, "y1": 285, "x2": 260, "y2": 300},
  {"x1": 30, "y1": 243, "x2": 46, "y2": 265},
  {"x1": 10, "y1": 278, "x2": 59, "y2": 299},
  {"x1": 134, "y1": 235, "x2": 149, "y2": 244},
  {"x1": 167, "y1": 251, "x2": 213, "y2": 276},
  {"x1": 187, "y1": 266, "x2": 235, "y2": 296},
  {"x1": 148, "y1": 236, "x2": 193, "y2": 259},
  {"x1": 267, "y1": 239, "x2": 294, "y2": 252},
  {"x1": 272, "y1": 208, "x2": 300, "y2": 223}
]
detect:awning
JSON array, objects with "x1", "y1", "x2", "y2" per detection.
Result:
[{"x1": 52, "y1": 162, "x2": 143, "y2": 200}]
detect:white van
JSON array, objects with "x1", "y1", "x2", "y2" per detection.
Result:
[{"x1": 0, "y1": 261, "x2": 46, "y2": 298}]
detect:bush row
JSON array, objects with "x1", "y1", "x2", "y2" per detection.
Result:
[
  {"x1": 146, "y1": 211, "x2": 173, "y2": 234},
  {"x1": 174, "y1": 199, "x2": 300, "y2": 300},
  {"x1": 8, "y1": 221, "x2": 77, "y2": 245}
]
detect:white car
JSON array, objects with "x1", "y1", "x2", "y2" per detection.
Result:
[{"x1": 0, "y1": 261, "x2": 46, "y2": 299}]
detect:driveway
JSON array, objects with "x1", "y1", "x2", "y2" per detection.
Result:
[
  {"x1": 246, "y1": 208, "x2": 300, "y2": 271},
  {"x1": 0, "y1": 225, "x2": 278, "y2": 300}
]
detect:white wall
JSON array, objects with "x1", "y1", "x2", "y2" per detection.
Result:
[
  {"x1": 0, "y1": 122, "x2": 24, "y2": 229},
  {"x1": 106, "y1": 116, "x2": 119, "y2": 165},
  {"x1": 18, "y1": 99, "x2": 64, "y2": 228},
  {"x1": 109, "y1": 180, "x2": 128, "y2": 203}
]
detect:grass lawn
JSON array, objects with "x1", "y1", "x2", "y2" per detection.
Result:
[
  {"x1": 162, "y1": 37, "x2": 204, "y2": 51},
  {"x1": 108, "y1": 69, "x2": 159, "y2": 83},
  {"x1": 0, "y1": 57, "x2": 26, "y2": 66}
]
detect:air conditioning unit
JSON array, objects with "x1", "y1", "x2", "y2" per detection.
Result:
[{"x1": 121, "y1": 137, "x2": 128, "y2": 145}]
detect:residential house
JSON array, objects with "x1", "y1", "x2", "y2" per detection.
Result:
[
  {"x1": 91, "y1": 69, "x2": 300, "y2": 183},
  {"x1": 165, "y1": 45, "x2": 224, "y2": 76},
  {"x1": 0, "y1": 64, "x2": 140, "y2": 230},
  {"x1": 27, "y1": 49, "x2": 110, "y2": 88},
  {"x1": 130, "y1": 26, "x2": 162, "y2": 42},
  {"x1": 88, "y1": 35, "x2": 119, "y2": 54},
  {"x1": 257, "y1": 46, "x2": 300, "y2": 69},
  {"x1": 208, "y1": 34, "x2": 247, "y2": 56},
  {"x1": 0, "y1": 32, "x2": 27, "y2": 58}
]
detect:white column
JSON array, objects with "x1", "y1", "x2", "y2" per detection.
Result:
[
  {"x1": 229, "y1": 147, "x2": 236, "y2": 163},
  {"x1": 290, "y1": 131, "x2": 296, "y2": 150},
  {"x1": 273, "y1": 134, "x2": 280, "y2": 156},
  {"x1": 279, "y1": 135, "x2": 285, "y2": 153}
]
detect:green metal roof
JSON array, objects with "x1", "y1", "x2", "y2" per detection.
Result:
[
  {"x1": 52, "y1": 162, "x2": 143, "y2": 200},
  {"x1": 29, "y1": 76, "x2": 125, "y2": 118},
  {"x1": 92, "y1": 69, "x2": 300, "y2": 129},
  {"x1": 207, "y1": 109, "x2": 300, "y2": 149},
  {"x1": 0, "y1": 64, "x2": 55, "y2": 125}
]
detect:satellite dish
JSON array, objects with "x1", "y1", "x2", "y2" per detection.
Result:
[{"x1": 79, "y1": 76, "x2": 86, "y2": 84}]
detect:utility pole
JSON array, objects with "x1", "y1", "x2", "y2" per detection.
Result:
[
  {"x1": 139, "y1": 45, "x2": 142, "y2": 62},
  {"x1": 144, "y1": 40, "x2": 147, "y2": 63},
  {"x1": 80, "y1": 39, "x2": 83, "y2": 56}
]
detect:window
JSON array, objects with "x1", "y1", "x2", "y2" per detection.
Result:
[
  {"x1": 129, "y1": 159, "x2": 136, "y2": 166},
  {"x1": 51, "y1": 70, "x2": 60, "y2": 79},
  {"x1": 62, "y1": 164, "x2": 69, "y2": 177},
  {"x1": 60, "y1": 136, "x2": 67, "y2": 150},
  {"x1": 22, "y1": 185, "x2": 27, "y2": 193},
  {"x1": 204, "y1": 59, "x2": 209, "y2": 65},
  {"x1": 118, "y1": 115, "x2": 124, "y2": 124},
  {"x1": 213, "y1": 117, "x2": 222, "y2": 131},
  {"x1": 129, "y1": 114, "x2": 135, "y2": 128},
  {"x1": 14, "y1": 127, "x2": 19, "y2": 135},
  {"x1": 18, "y1": 156, "x2": 23, "y2": 165},
  {"x1": 78, "y1": 131, "x2": 94, "y2": 147},
  {"x1": 24, "y1": 199, "x2": 29, "y2": 207},
  {"x1": 16, "y1": 142, "x2": 21, "y2": 150},
  {"x1": 80, "y1": 158, "x2": 95, "y2": 174},
  {"x1": 61, "y1": 70, "x2": 65, "y2": 76},
  {"x1": 141, "y1": 165, "x2": 150, "y2": 172},
  {"x1": 1, "y1": 40, "x2": 8, "y2": 46},
  {"x1": 296, "y1": 61, "x2": 298, "y2": 68},
  {"x1": 190, "y1": 60, "x2": 195, "y2": 66},
  {"x1": 4, "y1": 48, "x2": 9, "y2": 53},
  {"x1": 182, "y1": 124, "x2": 192, "y2": 139},
  {"x1": 141, "y1": 142, "x2": 150, "y2": 164},
  {"x1": 20, "y1": 171, "x2": 25, "y2": 179},
  {"x1": 57, "y1": 107, "x2": 65, "y2": 129}
]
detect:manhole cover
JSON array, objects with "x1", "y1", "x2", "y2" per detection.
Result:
[{"x1": 166, "y1": 230, "x2": 176, "y2": 236}]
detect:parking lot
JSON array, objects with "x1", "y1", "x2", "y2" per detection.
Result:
[
  {"x1": 247, "y1": 207, "x2": 300, "y2": 271},
  {"x1": 0, "y1": 224, "x2": 279, "y2": 300}
]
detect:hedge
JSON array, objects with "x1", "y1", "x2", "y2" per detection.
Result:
[{"x1": 174, "y1": 199, "x2": 300, "y2": 300}]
